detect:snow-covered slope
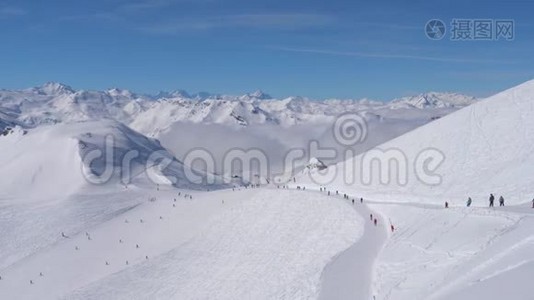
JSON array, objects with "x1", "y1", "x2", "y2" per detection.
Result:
[
  {"x1": 369, "y1": 202, "x2": 534, "y2": 300},
  {"x1": 0, "y1": 188, "x2": 362, "y2": 300},
  {"x1": 307, "y1": 80, "x2": 534, "y2": 205},
  {"x1": 0, "y1": 107, "x2": 19, "y2": 131},
  {"x1": 291, "y1": 80, "x2": 534, "y2": 300},
  {"x1": 0, "y1": 121, "x2": 222, "y2": 202}
]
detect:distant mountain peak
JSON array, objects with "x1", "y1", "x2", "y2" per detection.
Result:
[
  {"x1": 248, "y1": 90, "x2": 272, "y2": 100},
  {"x1": 38, "y1": 82, "x2": 75, "y2": 95},
  {"x1": 238, "y1": 90, "x2": 272, "y2": 101},
  {"x1": 391, "y1": 92, "x2": 477, "y2": 109},
  {"x1": 107, "y1": 88, "x2": 135, "y2": 98},
  {"x1": 155, "y1": 89, "x2": 191, "y2": 99}
]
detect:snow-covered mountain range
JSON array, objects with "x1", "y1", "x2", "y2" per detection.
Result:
[
  {"x1": 0, "y1": 82, "x2": 477, "y2": 132},
  {"x1": 0, "y1": 82, "x2": 479, "y2": 183},
  {"x1": 2, "y1": 80, "x2": 534, "y2": 300}
]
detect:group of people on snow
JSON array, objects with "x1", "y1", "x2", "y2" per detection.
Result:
[
  {"x1": 446, "y1": 194, "x2": 534, "y2": 208},
  {"x1": 487, "y1": 194, "x2": 505, "y2": 207}
]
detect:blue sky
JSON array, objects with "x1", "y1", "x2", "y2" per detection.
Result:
[{"x1": 1, "y1": 0, "x2": 533, "y2": 100}]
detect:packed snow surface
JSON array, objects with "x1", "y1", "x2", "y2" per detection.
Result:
[{"x1": 0, "y1": 188, "x2": 362, "y2": 299}]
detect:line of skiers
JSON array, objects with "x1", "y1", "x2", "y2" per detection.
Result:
[
  {"x1": 368, "y1": 213, "x2": 395, "y2": 232},
  {"x1": 311, "y1": 186, "x2": 395, "y2": 232}
]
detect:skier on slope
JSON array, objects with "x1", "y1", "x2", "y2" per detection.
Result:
[
  {"x1": 445, "y1": 201, "x2": 449, "y2": 208},
  {"x1": 374, "y1": 218, "x2": 378, "y2": 226},
  {"x1": 499, "y1": 196, "x2": 505, "y2": 206},
  {"x1": 489, "y1": 194, "x2": 495, "y2": 207},
  {"x1": 467, "y1": 197, "x2": 472, "y2": 207},
  {"x1": 532, "y1": 198, "x2": 534, "y2": 208}
]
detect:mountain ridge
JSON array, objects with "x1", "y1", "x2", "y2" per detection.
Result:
[{"x1": 0, "y1": 82, "x2": 478, "y2": 131}]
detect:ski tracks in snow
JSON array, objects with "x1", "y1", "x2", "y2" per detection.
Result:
[{"x1": 279, "y1": 187, "x2": 388, "y2": 300}]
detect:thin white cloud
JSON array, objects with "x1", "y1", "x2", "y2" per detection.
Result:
[
  {"x1": 351, "y1": 21, "x2": 420, "y2": 30},
  {"x1": 118, "y1": 0, "x2": 212, "y2": 13},
  {"x1": 271, "y1": 46, "x2": 516, "y2": 64},
  {"x1": 118, "y1": 0, "x2": 175, "y2": 12},
  {"x1": 60, "y1": 12, "x2": 122, "y2": 22},
  {"x1": 60, "y1": 0, "x2": 198, "y2": 23},
  {"x1": 0, "y1": 6, "x2": 27, "y2": 18},
  {"x1": 139, "y1": 13, "x2": 333, "y2": 34},
  {"x1": 446, "y1": 70, "x2": 534, "y2": 80}
]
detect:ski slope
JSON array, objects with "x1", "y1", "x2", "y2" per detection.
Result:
[
  {"x1": 0, "y1": 188, "x2": 363, "y2": 300},
  {"x1": 318, "y1": 191, "x2": 387, "y2": 300},
  {"x1": 304, "y1": 79, "x2": 534, "y2": 205},
  {"x1": 293, "y1": 79, "x2": 534, "y2": 299},
  {"x1": 369, "y1": 202, "x2": 534, "y2": 300}
]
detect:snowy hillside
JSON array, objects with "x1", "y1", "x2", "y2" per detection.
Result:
[
  {"x1": 293, "y1": 80, "x2": 534, "y2": 300},
  {"x1": 0, "y1": 187, "x2": 362, "y2": 300},
  {"x1": 0, "y1": 107, "x2": 19, "y2": 131},
  {"x1": 307, "y1": 79, "x2": 534, "y2": 205},
  {"x1": 0, "y1": 120, "x2": 222, "y2": 202},
  {"x1": 368, "y1": 202, "x2": 534, "y2": 300}
]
